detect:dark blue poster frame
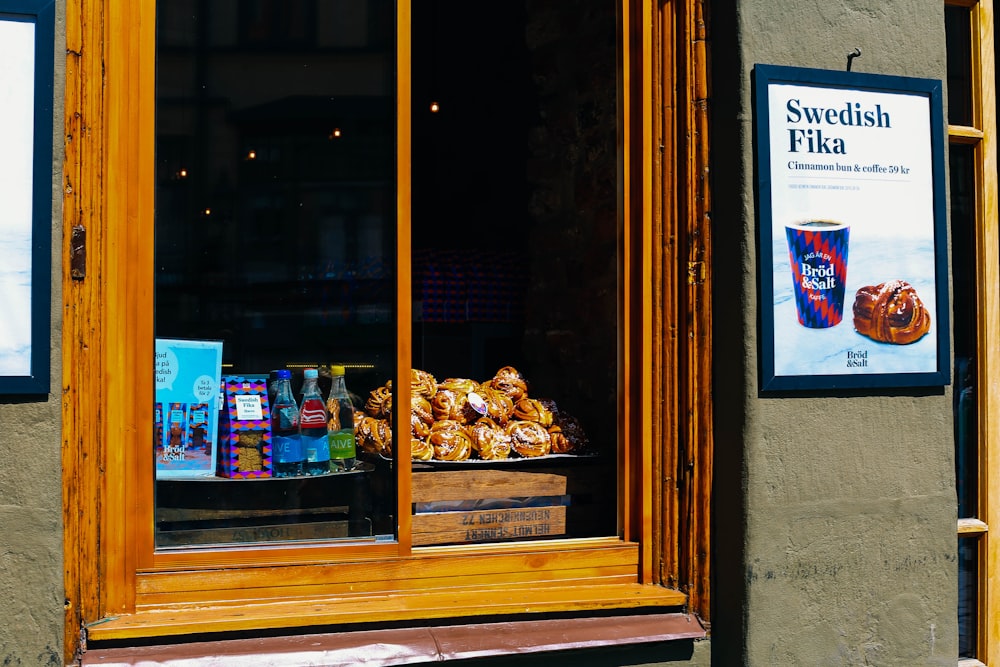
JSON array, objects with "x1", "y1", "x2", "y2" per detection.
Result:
[
  {"x1": 753, "y1": 64, "x2": 950, "y2": 392},
  {"x1": 0, "y1": 0, "x2": 54, "y2": 394}
]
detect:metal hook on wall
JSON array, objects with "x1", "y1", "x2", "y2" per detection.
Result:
[{"x1": 846, "y1": 48, "x2": 861, "y2": 71}]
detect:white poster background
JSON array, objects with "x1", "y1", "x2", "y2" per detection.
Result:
[
  {"x1": 0, "y1": 19, "x2": 35, "y2": 376},
  {"x1": 767, "y1": 82, "x2": 937, "y2": 377}
]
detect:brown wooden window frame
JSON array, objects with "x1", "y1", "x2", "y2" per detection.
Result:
[
  {"x1": 946, "y1": 0, "x2": 999, "y2": 665},
  {"x1": 61, "y1": 0, "x2": 712, "y2": 659}
]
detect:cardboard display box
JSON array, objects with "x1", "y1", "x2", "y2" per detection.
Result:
[{"x1": 218, "y1": 375, "x2": 273, "y2": 478}]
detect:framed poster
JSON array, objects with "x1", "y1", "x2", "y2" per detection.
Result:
[
  {"x1": 753, "y1": 64, "x2": 949, "y2": 391},
  {"x1": 0, "y1": 0, "x2": 54, "y2": 394}
]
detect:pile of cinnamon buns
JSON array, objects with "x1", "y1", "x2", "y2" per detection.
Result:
[{"x1": 354, "y1": 366, "x2": 589, "y2": 461}]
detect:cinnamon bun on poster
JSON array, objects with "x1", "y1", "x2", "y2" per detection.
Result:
[{"x1": 852, "y1": 279, "x2": 931, "y2": 345}]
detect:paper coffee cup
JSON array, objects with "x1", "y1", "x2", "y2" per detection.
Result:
[{"x1": 784, "y1": 220, "x2": 850, "y2": 328}]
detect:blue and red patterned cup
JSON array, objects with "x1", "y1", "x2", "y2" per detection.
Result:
[{"x1": 785, "y1": 220, "x2": 850, "y2": 328}]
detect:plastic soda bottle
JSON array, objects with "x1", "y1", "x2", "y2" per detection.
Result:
[
  {"x1": 270, "y1": 370, "x2": 302, "y2": 477},
  {"x1": 298, "y1": 368, "x2": 330, "y2": 475},
  {"x1": 326, "y1": 365, "x2": 356, "y2": 472}
]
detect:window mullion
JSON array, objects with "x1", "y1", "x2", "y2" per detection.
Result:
[{"x1": 395, "y1": 0, "x2": 414, "y2": 553}]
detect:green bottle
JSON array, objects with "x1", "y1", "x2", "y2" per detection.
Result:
[{"x1": 327, "y1": 365, "x2": 356, "y2": 471}]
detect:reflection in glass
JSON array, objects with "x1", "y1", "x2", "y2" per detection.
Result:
[
  {"x1": 950, "y1": 145, "x2": 977, "y2": 518},
  {"x1": 959, "y1": 536, "x2": 978, "y2": 659},
  {"x1": 405, "y1": 0, "x2": 619, "y2": 544},
  {"x1": 945, "y1": 6, "x2": 973, "y2": 126},
  {"x1": 154, "y1": 1, "x2": 396, "y2": 547}
]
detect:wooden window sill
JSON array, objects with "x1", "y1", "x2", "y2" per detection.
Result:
[
  {"x1": 85, "y1": 582, "x2": 687, "y2": 642},
  {"x1": 81, "y1": 612, "x2": 706, "y2": 665}
]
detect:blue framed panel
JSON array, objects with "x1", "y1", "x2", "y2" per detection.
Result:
[
  {"x1": 753, "y1": 64, "x2": 949, "y2": 392},
  {"x1": 0, "y1": 0, "x2": 53, "y2": 394}
]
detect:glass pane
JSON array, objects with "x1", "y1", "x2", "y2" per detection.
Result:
[
  {"x1": 959, "y1": 536, "x2": 979, "y2": 659},
  {"x1": 401, "y1": 0, "x2": 619, "y2": 545},
  {"x1": 950, "y1": 144, "x2": 978, "y2": 518},
  {"x1": 153, "y1": 0, "x2": 397, "y2": 548},
  {"x1": 945, "y1": 5, "x2": 973, "y2": 126}
]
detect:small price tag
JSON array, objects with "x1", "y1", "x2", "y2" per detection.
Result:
[
  {"x1": 235, "y1": 394, "x2": 264, "y2": 421},
  {"x1": 468, "y1": 391, "x2": 487, "y2": 415}
]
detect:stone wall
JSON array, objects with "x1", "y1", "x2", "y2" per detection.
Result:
[
  {"x1": 711, "y1": 1, "x2": 956, "y2": 664},
  {"x1": 0, "y1": 0, "x2": 65, "y2": 663}
]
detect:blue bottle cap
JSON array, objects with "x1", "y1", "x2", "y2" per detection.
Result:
[
  {"x1": 276, "y1": 369, "x2": 292, "y2": 379},
  {"x1": 304, "y1": 368, "x2": 319, "y2": 379}
]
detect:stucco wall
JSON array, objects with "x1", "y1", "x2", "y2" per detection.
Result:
[
  {"x1": 0, "y1": 1, "x2": 66, "y2": 665},
  {"x1": 712, "y1": 1, "x2": 957, "y2": 665}
]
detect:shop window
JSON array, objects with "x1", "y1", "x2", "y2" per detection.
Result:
[
  {"x1": 153, "y1": 0, "x2": 618, "y2": 550},
  {"x1": 63, "y1": 0, "x2": 710, "y2": 652}
]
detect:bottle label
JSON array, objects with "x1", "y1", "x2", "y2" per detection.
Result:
[
  {"x1": 275, "y1": 405, "x2": 299, "y2": 429},
  {"x1": 235, "y1": 394, "x2": 264, "y2": 421},
  {"x1": 302, "y1": 432, "x2": 330, "y2": 462},
  {"x1": 300, "y1": 399, "x2": 326, "y2": 428},
  {"x1": 329, "y1": 429, "x2": 356, "y2": 459},
  {"x1": 273, "y1": 434, "x2": 302, "y2": 463}
]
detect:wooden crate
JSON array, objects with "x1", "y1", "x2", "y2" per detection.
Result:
[{"x1": 411, "y1": 469, "x2": 570, "y2": 546}]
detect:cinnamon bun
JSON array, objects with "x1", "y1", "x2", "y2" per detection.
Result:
[
  {"x1": 431, "y1": 388, "x2": 477, "y2": 424},
  {"x1": 488, "y1": 366, "x2": 528, "y2": 402},
  {"x1": 852, "y1": 280, "x2": 931, "y2": 345},
  {"x1": 512, "y1": 397, "x2": 554, "y2": 427},
  {"x1": 429, "y1": 426, "x2": 473, "y2": 461},
  {"x1": 411, "y1": 395, "x2": 434, "y2": 426},
  {"x1": 411, "y1": 368, "x2": 438, "y2": 399},
  {"x1": 469, "y1": 417, "x2": 512, "y2": 460},
  {"x1": 506, "y1": 419, "x2": 552, "y2": 457},
  {"x1": 364, "y1": 385, "x2": 393, "y2": 419},
  {"x1": 547, "y1": 425, "x2": 575, "y2": 454},
  {"x1": 438, "y1": 377, "x2": 480, "y2": 395},
  {"x1": 480, "y1": 386, "x2": 514, "y2": 425},
  {"x1": 410, "y1": 436, "x2": 433, "y2": 462}
]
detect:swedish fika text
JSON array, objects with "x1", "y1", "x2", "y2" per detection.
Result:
[{"x1": 785, "y1": 99, "x2": 891, "y2": 155}]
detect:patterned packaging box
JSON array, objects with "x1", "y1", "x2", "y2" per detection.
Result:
[{"x1": 218, "y1": 375, "x2": 273, "y2": 479}]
